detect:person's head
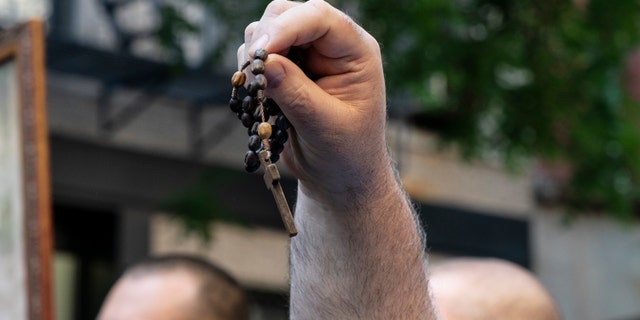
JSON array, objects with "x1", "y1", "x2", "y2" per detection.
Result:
[
  {"x1": 430, "y1": 257, "x2": 560, "y2": 320},
  {"x1": 98, "y1": 254, "x2": 249, "y2": 320}
]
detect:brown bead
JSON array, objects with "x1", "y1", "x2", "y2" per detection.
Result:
[
  {"x1": 254, "y1": 74, "x2": 267, "y2": 90},
  {"x1": 231, "y1": 71, "x2": 246, "y2": 87},
  {"x1": 254, "y1": 48, "x2": 268, "y2": 61},
  {"x1": 252, "y1": 59, "x2": 265, "y2": 75},
  {"x1": 258, "y1": 122, "x2": 272, "y2": 139}
]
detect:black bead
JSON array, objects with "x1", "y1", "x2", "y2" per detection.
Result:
[
  {"x1": 270, "y1": 153, "x2": 280, "y2": 163},
  {"x1": 269, "y1": 139, "x2": 285, "y2": 155},
  {"x1": 254, "y1": 48, "x2": 268, "y2": 61},
  {"x1": 274, "y1": 128, "x2": 288, "y2": 144},
  {"x1": 229, "y1": 96, "x2": 241, "y2": 113},
  {"x1": 244, "y1": 151, "x2": 260, "y2": 172},
  {"x1": 251, "y1": 59, "x2": 265, "y2": 75},
  {"x1": 248, "y1": 80, "x2": 260, "y2": 96},
  {"x1": 249, "y1": 122, "x2": 259, "y2": 136},
  {"x1": 242, "y1": 96, "x2": 256, "y2": 114},
  {"x1": 276, "y1": 114, "x2": 291, "y2": 130},
  {"x1": 248, "y1": 134, "x2": 262, "y2": 151},
  {"x1": 265, "y1": 98, "x2": 281, "y2": 116},
  {"x1": 241, "y1": 113, "x2": 255, "y2": 128}
]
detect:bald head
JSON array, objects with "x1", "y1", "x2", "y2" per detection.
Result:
[
  {"x1": 430, "y1": 258, "x2": 560, "y2": 320},
  {"x1": 98, "y1": 255, "x2": 249, "y2": 320}
]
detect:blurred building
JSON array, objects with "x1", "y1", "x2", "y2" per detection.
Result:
[{"x1": 4, "y1": 0, "x2": 640, "y2": 319}]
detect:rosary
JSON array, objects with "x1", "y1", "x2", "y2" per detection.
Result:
[{"x1": 229, "y1": 48, "x2": 298, "y2": 237}]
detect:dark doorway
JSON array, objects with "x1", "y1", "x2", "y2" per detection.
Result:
[{"x1": 54, "y1": 203, "x2": 119, "y2": 320}]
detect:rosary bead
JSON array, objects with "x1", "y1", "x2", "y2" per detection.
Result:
[
  {"x1": 241, "y1": 112, "x2": 255, "y2": 128},
  {"x1": 274, "y1": 128, "x2": 288, "y2": 144},
  {"x1": 254, "y1": 74, "x2": 267, "y2": 90},
  {"x1": 248, "y1": 134, "x2": 262, "y2": 151},
  {"x1": 258, "y1": 122, "x2": 272, "y2": 139},
  {"x1": 254, "y1": 48, "x2": 268, "y2": 61},
  {"x1": 228, "y1": 47, "x2": 296, "y2": 177},
  {"x1": 249, "y1": 122, "x2": 259, "y2": 136},
  {"x1": 269, "y1": 139, "x2": 285, "y2": 155},
  {"x1": 229, "y1": 96, "x2": 242, "y2": 113},
  {"x1": 231, "y1": 71, "x2": 246, "y2": 87},
  {"x1": 251, "y1": 59, "x2": 265, "y2": 75},
  {"x1": 265, "y1": 98, "x2": 281, "y2": 116},
  {"x1": 244, "y1": 151, "x2": 260, "y2": 173},
  {"x1": 276, "y1": 114, "x2": 291, "y2": 131},
  {"x1": 242, "y1": 96, "x2": 256, "y2": 113},
  {"x1": 248, "y1": 81, "x2": 260, "y2": 96}
]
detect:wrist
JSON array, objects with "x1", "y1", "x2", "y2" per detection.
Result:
[{"x1": 296, "y1": 160, "x2": 407, "y2": 215}]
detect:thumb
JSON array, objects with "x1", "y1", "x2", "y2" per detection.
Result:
[{"x1": 263, "y1": 54, "x2": 343, "y2": 133}]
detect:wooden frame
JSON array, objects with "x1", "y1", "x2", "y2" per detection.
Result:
[{"x1": 0, "y1": 20, "x2": 53, "y2": 320}]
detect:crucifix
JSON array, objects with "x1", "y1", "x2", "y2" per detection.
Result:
[
  {"x1": 229, "y1": 49, "x2": 298, "y2": 237},
  {"x1": 259, "y1": 150, "x2": 297, "y2": 237}
]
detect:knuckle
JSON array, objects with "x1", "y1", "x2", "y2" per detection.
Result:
[
  {"x1": 363, "y1": 32, "x2": 381, "y2": 54},
  {"x1": 236, "y1": 44, "x2": 245, "y2": 58},
  {"x1": 307, "y1": 0, "x2": 329, "y2": 15},
  {"x1": 265, "y1": 0, "x2": 292, "y2": 17},
  {"x1": 244, "y1": 22, "x2": 258, "y2": 41}
]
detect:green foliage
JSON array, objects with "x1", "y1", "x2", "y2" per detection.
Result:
[
  {"x1": 155, "y1": 0, "x2": 269, "y2": 70},
  {"x1": 157, "y1": 4, "x2": 198, "y2": 64},
  {"x1": 359, "y1": 0, "x2": 640, "y2": 218},
  {"x1": 157, "y1": 0, "x2": 640, "y2": 219}
]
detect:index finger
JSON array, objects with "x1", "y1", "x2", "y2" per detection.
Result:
[{"x1": 248, "y1": 0, "x2": 376, "y2": 61}]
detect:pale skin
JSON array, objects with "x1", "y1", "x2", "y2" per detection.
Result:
[
  {"x1": 239, "y1": 0, "x2": 434, "y2": 319},
  {"x1": 430, "y1": 258, "x2": 561, "y2": 320},
  {"x1": 97, "y1": 255, "x2": 250, "y2": 320},
  {"x1": 98, "y1": 2, "x2": 558, "y2": 319},
  {"x1": 97, "y1": 270, "x2": 203, "y2": 320}
]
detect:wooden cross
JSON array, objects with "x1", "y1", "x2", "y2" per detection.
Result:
[{"x1": 259, "y1": 150, "x2": 298, "y2": 237}]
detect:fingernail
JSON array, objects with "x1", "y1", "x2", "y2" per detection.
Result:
[{"x1": 250, "y1": 34, "x2": 269, "y2": 56}]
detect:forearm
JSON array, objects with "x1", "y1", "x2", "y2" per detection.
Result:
[
  {"x1": 238, "y1": 1, "x2": 435, "y2": 317},
  {"x1": 289, "y1": 163, "x2": 436, "y2": 319}
]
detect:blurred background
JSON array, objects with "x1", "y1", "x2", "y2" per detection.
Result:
[{"x1": 2, "y1": 0, "x2": 640, "y2": 319}]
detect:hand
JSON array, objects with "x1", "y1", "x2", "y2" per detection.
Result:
[
  {"x1": 239, "y1": 0, "x2": 392, "y2": 206},
  {"x1": 240, "y1": 3, "x2": 434, "y2": 319}
]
